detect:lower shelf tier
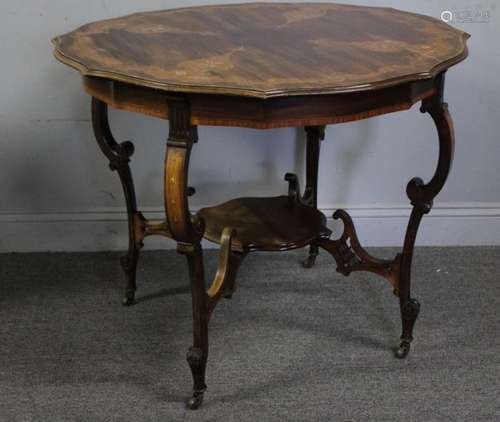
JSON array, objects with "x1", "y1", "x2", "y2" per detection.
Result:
[{"x1": 197, "y1": 196, "x2": 332, "y2": 252}]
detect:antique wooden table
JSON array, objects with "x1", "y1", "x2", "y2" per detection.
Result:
[{"x1": 53, "y1": 3, "x2": 469, "y2": 409}]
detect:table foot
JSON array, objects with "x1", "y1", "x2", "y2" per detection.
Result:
[
  {"x1": 185, "y1": 346, "x2": 207, "y2": 410},
  {"x1": 121, "y1": 288, "x2": 136, "y2": 307},
  {"x1": 302, "y1": 243, "x2": 319, "y2": 268},
  {"x1": 394, "y1": 298, "x2": 420, "y2": 358},
  {"x1": 395, "y1": 340, "x2": 411, "y2": 359},
  {"x1": 119, "y1": 253, "x2": 138, "y2": 306},
  {"x1": 119, "y1": 252, "x2": 138, "y2": 306},
  {"x1": 186, "y1": 392, "x2": 204, "y2": 410}
]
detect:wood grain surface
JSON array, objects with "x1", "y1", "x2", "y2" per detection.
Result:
[
  {"x1": 197, "y1": 196, "x2": 331, "y2": 252},
  {"x1": 53, "y1": 3, "x2": 469, "y2": 99}
]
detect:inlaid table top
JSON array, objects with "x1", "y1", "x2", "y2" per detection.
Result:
[{"x1": 53, "y1": 2, "x2": 469, "y2": 99}]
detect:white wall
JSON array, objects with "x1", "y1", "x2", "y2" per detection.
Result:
[{"x1": 0, "y1": 0, "x2": 499, "y2": 252}]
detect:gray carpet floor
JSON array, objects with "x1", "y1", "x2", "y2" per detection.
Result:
[{"x1": 0, "y1": 247, "x2": 499, "y2": 422}]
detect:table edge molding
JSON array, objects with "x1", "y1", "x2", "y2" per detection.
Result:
[{"x1": 53, "y1": 33, "x2": 469, "y2": 100}]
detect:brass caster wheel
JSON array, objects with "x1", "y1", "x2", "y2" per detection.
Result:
[
  {"x1": 122, "y1": 290, "x2": 135, "y2": 307},
  {"x1": 395, "y1": 339, "x2": 411, "y2": 359},
  {"x1": 186, "y1": 392, "x2": 204, "y2": 410}
]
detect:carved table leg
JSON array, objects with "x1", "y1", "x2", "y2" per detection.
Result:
[
  {"x1": 164, "y1": 97, "x2": 242, "y2": 409},
  {"x1": 316, "y1": 73, "x2": 454, "y2": 359},
  {"x1": 91, "y1": 98, "x2": 143, "y2": 306},
  {"x1": 164, "y1": 97, "x2": 205, "y2": 409},
  {"x1": 395, "y1": 72, "x2": 454, "y2": 358},
  {"x1": 302, "y1": 125, "x2": 325, "y2": 268},
  {"x1": 181, "y1": 243, "x2": 208, "y2": 410}
]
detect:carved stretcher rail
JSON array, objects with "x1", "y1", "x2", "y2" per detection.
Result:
[{"x1": 317, "y1": 210, "x2": 401, "y2": 290}]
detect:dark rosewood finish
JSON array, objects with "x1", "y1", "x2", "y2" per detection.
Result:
[
  {"x1": 83, "y1": 76, "x2": 438, "y2": 129},
  {"x1": 397, "y1": 72, "x2": 455, "y2": 357},
  {"x1": 91, "y1": 98, "x2": 142, "y2": 306},
  {"x1": 302, "y1": 125, "x2": 325, "y2": 268},
  {"x1": 53, "y1": 2, "x2": 469, "y2": 410},
  {"x1": 198, "y1": 195, "x2": 331, "y2": 253},
  {"x1": 53, "y1": 3, "x2": 468, "y2": 98}
]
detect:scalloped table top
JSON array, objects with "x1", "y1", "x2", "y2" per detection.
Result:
[{"x1": 53, "y1": 3, "x2": 469, "y2": 99}]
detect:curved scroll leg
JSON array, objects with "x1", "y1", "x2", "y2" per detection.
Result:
[
  {"x1": 91, "y1": 98, "x2": 142, "y2": 306},
  {"x1": 164, "y1": 96, "x2": 207, "y2": 408},
  {"x1": 302, "y1": 125, "x2": 325, "y2": 268},
  {"x1": 165, "y1": 97, "x2": 244, "y2": 409},
  {"x1": 395, "y1": 73, "x2": 454, "y2": 358}
]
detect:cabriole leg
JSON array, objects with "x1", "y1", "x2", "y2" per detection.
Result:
[
  {"x1": 302, "y1": 125, "x2": 325, "y2": 268},
  {"x1": 165, "y1": 98, "x2": 243, "y2": 408},
  {"x1": 164, "y1": 97, "x2": 208, "y2": 409},
  {"x1": 395, "y1": 72, "x2": 455, "y2": 358},
  {"x1": 91, "y1": 98, "x2": 142, "y2": 306}
]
